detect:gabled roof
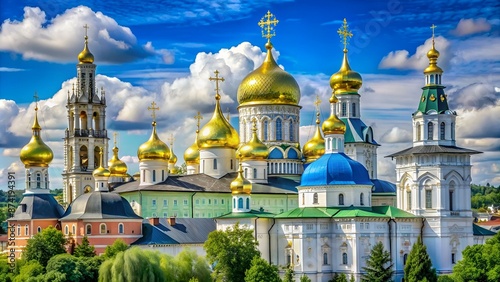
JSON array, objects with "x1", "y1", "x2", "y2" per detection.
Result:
[
  {"x1": 133, "y1": 218, "x2": 216, "y2": 245},
  {"x1": 114, "y1": 173, "x2": 298, "y2": 195},
  {"x1": 341, "y1": 118, "x2": 379, "y2": 145},
  {"x1": 9, "y1": 193, "x2": 64, "y2": 221},
  {"x1": 386, "y1": 145, "x2": 481, "y2": 158},
  {"x1": 473, "y1": 223, "x2": 497, "y2": 236},
  {"x1": 271, "y1": 205, "x2": 419, "y2": 219}
]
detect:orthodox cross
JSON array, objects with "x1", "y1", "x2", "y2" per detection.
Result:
[
  {"x1": 83, "y1": 24, "x2": 89, "y2": 37},
  {"x1": 194, "y1": 111, "x2": 203, "y2": 130},
  {"x1": 337, "y1": 18, "x2": 353, "y2": 50},
  {"x1": 314, "y1": 95, "x2": 321, "y2": 112},
  {"x1": 148, "y1": 101, "x2": 159, "y2": 122},
  {"x1": 167, "y1": 134, "x2": 175, "y2": 146},
  {"x1": 33, "y1": 92, "x2": 39, "y2": 111},
  {"x1": 430, "y1": 24, "x2": 437, "y2": 45},
  {"x1": 258, "y1": 10, "x2": 279, "y2": 40},
  {"x1": 209, "y1": 70, "x2": 224, "y2": 99},
  {"x1": 113, "y1": 132, "x2": 118, "y2": 147}
]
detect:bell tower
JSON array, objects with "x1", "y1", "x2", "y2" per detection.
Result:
[{"x1": 63, "y1": 24, "x2": 108, "y2": 204}]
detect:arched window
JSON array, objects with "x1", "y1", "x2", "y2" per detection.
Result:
[
  {"x1": 440, "y1": 122, "x2": 445, "y2": 140},
  {"x1": 118, "y1": 223, "x2": 124, "y2": 234},
  {"x1": 451, "y1": 122, "x2": 455, "y2": 139},
  {"x1": 449, "y1": 181, "x2": 456, "y2": 211},
  {"x1": 36, "y1": 173, "x2": 41, "y2": 188},
  {"x1": 80, "y1": 145, "x2": 88, "y2": 171},
  {"x1": 339, "y1": 194, "x2": 345, "y2": 206},
  {"x1": 427, "y1": 122, "x2": 433, "y2": 140},
  {"x1": 276, "y1": 119, "x2": 282, "y2": 141},
  {"x1": 233, "y1": 198, "x2": 236, "y2": 209},
  {"x1": 407, "y1": 190, "x2": 412, "y2": 210},
  {"x1": 253, "y1": 168, "x2": 257, "y2": 178},
  {"x1": 86, "y1": 224, "x2": 92, "y2": 235},
  {"x1": 25, "y1": 224, "x2": 29, "y2": 236},
  {"x1": 403, "y1": 253, "x2": 408, "y2": 265},
  {"x1": 425, "y1": 189, "x2": 432, "y2": 209},
  {"x1": 302, "y1": 193, "x2": 305, "y2": 205},
  {"x1": 162, "y1": 170, "x2": 164, "y2": 181},
  {"x1": 213, "y1": 159, "x2": 217, "y2": 169},
  {"x1": 263, "y1": 120, "x2": 269, "y2": 141},
  {"x1": 313, "y1": 193, "x2": 319, "y2": 204},
  {"x1": 323, "y1": 252, "x2": 328, "y2": 265},
  {"x1": 416, "y1": 123, "x2": 421, "y2": 141},
  {"x1": 230, "y1": 159, "x2": 233, "y2": 170},
  {"x1": 238, "y1": 198, "x2": 244, "y2": 209},
  {"x1": 341, "y1": 102, "x2": 347, "y2": 117},
  {"x1": 45, "y1": 173, "x2": 48, "y2": 188},
  {"x1": 17, "y1": 224, "x2": 21, "y2": 236},
  {"x1": 152, "y1": 170, "x2": 156, "y2": 182},
  {"x1": 352, "y1": 103, "x2": 356, "y2": 117},
  {"x1": 65, "y1": 225, "x2": 69, "y2": 235},
  {"x1": 360, "y1": 193, "x2": 364, "y2": 206},
  {"x1": 342, "y1": 253, "x2": 348, "y2": 265},
  {"x1": 100, "y1": 223, "x2": 107, "y2": 234},
  {"x1": 289, "y1": 121, "x2": 294, "y2": 141},
  {"x1": 72, "y1": 225, "x2": 76, "y2": 235},
  {"x1": 246, "y1": 198, "x2": 250, "y2": 209},
  {"x1": 37, "y1": 226, "x2": 41, "y2": 233},
  {"x1": 244, "y1": 168, "x2": 248, "y2": 178}
]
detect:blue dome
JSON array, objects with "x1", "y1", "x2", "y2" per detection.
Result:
[{"x1": 301, "y1": 153, "x2": 373, "y2": 186}]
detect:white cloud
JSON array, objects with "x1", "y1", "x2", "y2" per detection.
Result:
[
  {"x1": 451, "y1": 18, "x2": 492, "y2": 36},
  {"x1": 379, "y1": 36, "x2": 452, "y2": 70},
  {"x1": 380, "y1": 127, "x2": 413, "y2": 143},
  {"x1": 0, "y1": 67, "x2": 25, "y2": 72},
  {"x1": 0, "y1": 6, "x2": 173, "y2": 64}
]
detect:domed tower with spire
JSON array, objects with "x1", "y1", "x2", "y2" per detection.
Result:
[
  {"x1": 137, "y1": 101, "x2": 170, "y2": 185},
  {"x1": 303, "y1": 96, "x2": 325, "y2": 166},
  {"x1": 230, "y1": 157, "x2": 253, "y2": 213},
  {"x1": 9, "y1": 95, "x2": 64, "y2": 258},
  {"x1": 63, "y1": 24, "x2": 108, "y2": 204},
  {"x1": 184, "y1": 112, "x2": 202, "y2": 175},
  {"x1": 237, "y1": 118, "x2": 269, "y2": 183},
  {"x1": 198, "y1": 70, "x2": 240, "y2": 178},
  {"x1": 330, "y1": 19, "x2": 379, "y2": 179},
  {"x1": 167, "y1": 134, "x2": 178, "y2": 174},
  {"x1": 237, "y1": 11, "x2": 302, "y2": 177},
  {"x1": 108, "y1": 132, "x2": 128, "y2": 184},
  {"x1": 387, "y1": 25, "x2": 482, "y2": 274}
]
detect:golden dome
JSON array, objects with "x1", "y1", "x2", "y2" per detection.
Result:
[
  {"x1": 303, "y1": 113, "x2": 325, "y2": 163},
  {"x1": 237, "y1": 121, "x2": 269, "y2": 161},
  {"x1": 78, "y1": 36, "x2": 94, "y2": 64},
  {"x1": 169, "y1": 146, "x2": 178, "y2": 164},
  {"x1": 137, "y1": 122, "x2": 170, "y2": 161},
  {"x1": 424, "y1": 42, "x2": 443, "y2": 74},
  {"x1": 322, "y1": 95, "x2": 346, "y2": 135},
  {"x1": 20, "y1": 106, "x2": 54, "y2": 168},
  {"x1": 237, "y1": 42, "x2": 300, "y2": 106},
  {"x1": 108, "y1": 146, "x2": 128, "y2": 176},
  {"x1": 198, "y1": 91, "x2": 240, "y2": 149},
  {"x1": 93, "y1": 147, "x2": 110, "y2": 177},
  {"x1": 184, "y1": 131, "x2": 200, "y2": 165},
  {"x1": 230, "y1": 161, "x2": 252, "y2": 195},
  {"x1": 330, "y1": 49, "x2": 362, "y2": 94}
]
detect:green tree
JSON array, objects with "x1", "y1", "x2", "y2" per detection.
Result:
[
  {"x1": 244, "y1": 256, "x2": 281, "y2": 282},
  {"x1": 204, "y1": 222, "x2": 260, "y2": 282},
  {"x1": 13, "y1": 260, "x2": 44, "y2": 282},
  {"x1": 0, "y1": 254, "x2": 15, "y2": 282},
  {"x1": 23, "y1": 225, "x2": 67, "y2": 267},
  {"x1": 330, "y1": 273, "x2": 348, "y2": 282},
  {"x1": 45, "y1": 254, "x2": 86, "y2": 282},
  {"x1": 102, "y1": 238, "x2": 128, "y2": 259},
  {"x1": 361, "y1": 241, "x2": 394, "y2": 282},
  {"x1": 73, "y1": 236, "x2": 96, "y2": 257},
  {"x1": 300, "y1": 274, "x2": 312, "y2": 282},
  {"x1": 282, "y1": 266, "x2": 295, "y2": 282},
  {"x1": 452, "y1": 232, "x2": 500, "y2": 282},
  {"x1": 172, "y1": 248, "x2": 211, "y2": 282},
  {"x1": 404, "y1": 236, "x2": 437, "y2": 282},
  {"x1": 437, "y1": 275, "x2": 455, "y2": 282}
]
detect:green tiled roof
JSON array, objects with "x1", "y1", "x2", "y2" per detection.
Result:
[
  {"x1": 274, "y1": 205, "x2": 418, "y2": 219},
  {"x1": 473, "y1": 223, "x2": 496, "y2": 236},
  {"x1": 274, "y1": 207, "x2": 339, "y2": 218},
  {"x1": 371, "y1": 206, "x2": 417, "y2": 218},
  {"x1": 416, "y1": 86, "x2": 449, "y2": 114},
  {"x1": 218, "y1": 210, "x2": 276, "y2": 219},
  {"x1": 341, "y1": 118, "x2": 379, "y2": 145}
]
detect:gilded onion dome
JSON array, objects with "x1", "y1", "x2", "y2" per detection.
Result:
[
  {"x1": 78, "y1": 35, "x2": 94, "y2": 64},
  {"x1": 230, "y1": 161, "x2": 252, "y2": 195},
  {"x1": 237, "y1": 121, "x2": 269, "y2": 161},
  {"x1": 329, "y1": 49, "x2": 362, "y2": 94},
  {"x1": 169, "y1": 146, "x2": 178, "y2": 165},
  {"x1": 20, "y1": 104, "x2": 54, "y2": 168},
  {"x1": 93, "y1": 148, "x2": 110, "y2": 178},
  {"x1": 322, "y1": 95, "x2": 346, "y2": 135},
  {"x1": 198, "y1": 71, "x2": 240, "y2": 149},
  {"x1": 424, "y1": 37, "x2": 443, "y2": 74},
  {"x1": 303, "y1": 112, "x2": 325, "y2": 163},
  {"x1": 184, "y1": 130, "x2": 200, "y2": 165},
  {"x1": 137, "y1": 121, "x2": 170, "y2": 161},
  {"x1": 108, "y1": 146, "x2": 128, "y2": 176}
]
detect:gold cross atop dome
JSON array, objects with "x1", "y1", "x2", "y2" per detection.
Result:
[
  {"x1": 430, "y1": 24, "x2": 437, "y2": 46},
  {"x1": 148, "y1": 101, "x2": 160, "y2": 122},
  {"x1": 33, "y1": 91, "x2": 39, "y2": 111},
  {"x1": 337, "y1": 18, "x2": 353, "y2": 51},
  {"x1": 258, "y1": 10, "x2": 279, "y2": 41},
  {"x1": 314, "y1": 95, "x2": 321, "y2": 112},
  {"x1": 194, "y1": 111, "x2": 203, "y2": 130},
  {"x1": 209, "y1": 70, "x2": 225, "y2": 100},
  {"x1": 113, "y1": 132, "x2": 118, "y2": 147},
  {"x1": 167, "y1": 134, "x2": 175, "y2": 146},
  {"x1": 83, "y1": 24, "x2": 89, "y2": 38}
]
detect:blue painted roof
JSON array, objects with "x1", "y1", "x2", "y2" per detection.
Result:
[
  {"x1": 371, "y1": 179, "x2": 396, "y2": 194},
  {"x1": 133, "y1": 218, "x2": 216, "y2": 245},
  {"x1": 300, "y1": 153, "x2": 373, "y2": 186}
]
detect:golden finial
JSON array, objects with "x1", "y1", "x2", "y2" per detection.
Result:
[
  {"x1": 337, "y1": 18, "x2": 353, "y2": 51},
  {"x1": 209, "y1": 70, "x2": 225, "y2": 100},
  {"x1": 33, "y1": 91, "x2": 39, "y2": 111},
  {"x1": 314, "y1": 95, "x2": 321, "y2": 124},
  {"x1": 194, "y1": 111, "x2": 203, "y2": 132},
  {"x1": 83, "y1": 24, "x2": 89, "y2": 39},
  {"x1": 251, "y1": 117, "x2": 257, "y2": 131},
  {"x1": 258, "y1": 10, "x2": 279, "y2": 42},
  {"x1": 147, "y1": 101, "x2": 160, "y2": 123},
  {"x1": 430, "y1": 24, "x2": 437, "y2": 46},
  {"x1": 167, "y1": 134, "x2": 175, "y2": 146},
  {"x1": 113, "y1": 132, "x2": 118, "y2": 147},
  {"x1": 98, "y1": 146, "x2": 104, "y2": 167}
]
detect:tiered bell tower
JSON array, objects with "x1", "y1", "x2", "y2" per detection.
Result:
[{"x1": 63, "y1": 25, "x2": 108, "y2": 204}]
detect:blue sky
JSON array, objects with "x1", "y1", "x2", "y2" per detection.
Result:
[{"x1": 0, "y1": 0, "x2": 499, "y2": 189}]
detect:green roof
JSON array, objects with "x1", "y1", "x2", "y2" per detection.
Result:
[
  {"x1": 371, "y1": 206, "x2": 418, "y2": 218},
  {"x1": 274, "y1": 205, "x2": 418, "y2": 219},
  {"x1": 473, "y1": 223, "x2": 497, "y2": 236},
  {"x1": 275, "y1": 207, "x2": 339, "y2": 218},
  {"x1": 416, "y1": 86, "x2": 449, "y2": 114},
  {"x1": 217, "y1": 210, "x2": 276, "y2": 219}
]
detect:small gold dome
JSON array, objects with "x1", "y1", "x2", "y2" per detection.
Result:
[
  {"x1": 237, "y1": 42, "x2": 300, "y2": 106},
  {"x1": 322, "y1": 95, "x2": 346, "y2": 135},
  {"x1": 92, "y1": 166, "x2": 110, "y2": 178},
  {"x1": 424, "y1": 44, "x2": 443, "y2": 74},
  {"x1": 137, "y1": 122, "x2": 170, "y2": 161},
  {"x1": 78, "y1": 36, "x2": 94, "y2": 64},
  {"x1": 237, "y1": 122, "x2": 269, "y2": 161},
  {"x1": 184, "y1": 131, "x2": 200, "y2": 165},
  {"x1": 108, "y1": 146, "x2": 128, "y2": 176},
  {"x1": 20, "y1": 108, "x2": 54, "y2": 168},
  {"x1": 329, "y1": 50, "x2": 362, "y2": 94},
  {"x1": 169, "y1": 147, "x2": 178, "y2": 164},
  {"x1": 303, "y1": 113, "x2": 325, "y2": 163},
  {"x1": 230, "y1": 162, "x2": 252, "y2": 195},
  {"x1": 198, "y1": 94, "x2": 240, "y2": 149}
]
